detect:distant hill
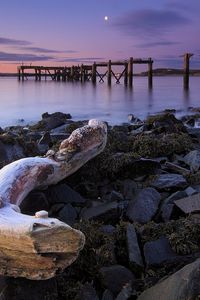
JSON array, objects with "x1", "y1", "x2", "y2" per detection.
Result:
[
  {"x1": 137, "y1": 68, "x2": 200, "y2": 76},
  {"x1": 0, "y1": 73, "x2": 18, "y2": 77}
]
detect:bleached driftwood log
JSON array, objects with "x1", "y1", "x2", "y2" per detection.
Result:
[{"x1": 0, "y1": 119, "x2": 107, "y2": 280}]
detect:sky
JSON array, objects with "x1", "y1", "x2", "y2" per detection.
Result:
[{"x1": 0, "y1": 0, "x2": 200, "y2": 72}]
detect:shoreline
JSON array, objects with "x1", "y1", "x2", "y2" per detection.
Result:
[{"x1": 1, "y1": 110, "x2": 200, "y2": 298}]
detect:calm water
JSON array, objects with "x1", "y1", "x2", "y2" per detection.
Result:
[{"x1": 0, "y1": 76, "x2": 199, "y2": 127}]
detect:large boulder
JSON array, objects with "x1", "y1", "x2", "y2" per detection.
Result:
[{"x1": 138, "y1": 258, "x2": 200, "y2": 300}]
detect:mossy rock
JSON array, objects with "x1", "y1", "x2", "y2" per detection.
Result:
[
  {"x1": 146, "y1": 113, "x2": 186, "y2": 133},
  {"x1": 139, "y1": 218, "x2": 200, "y2": 255},
  {"x1": 132, "y1": 133, "x2": 193, "y2": 158}
]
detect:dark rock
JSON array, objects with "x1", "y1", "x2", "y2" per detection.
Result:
[
  {"x1": 122, "y1": 179, "x2": 138, "y2": 200},
  {"x1": 20, "y1": 191, "x2": 49, "y2": 215},
  {"x1": 46, "y1": 183, "x2": 86, "y2": 205},
  {"x1": 32, "y1": 112, "x2": 71, "y2": 131},
  {"x1": 0, "y1": 140, "x2": 8, "y2": 167},
  {"x1": 146, "y1": 113, "x2": 186, "y2": 133},
  {"x1": 116, "y1": 283, "x2": 136, "y2": 300},
  {"x1": 131, "y1": 158, "x2": 160, "y2": 177},
  {"x1": 164, "y1": 161, "x2": 190, "y2": 176},
  {"x1": 126, "y1": 188, "x2": 161, "y2": 224},
  {"x1": 58, "y1": 203, "x2": 77, "y2": 225},
  {"x1": 130, "y1": 125, "x2": 144, "y2": 135},
  {"x1": 109, "y1": 190, "x2": 124, "y2": 202},
  {"x1": 0, "y1": 277, "x2": 57, "y2": 300},
  {"x1": 78, "y1": 283, "x2": 99, "y2": 300},
  {"x1": 160, "y1": 190, "x2": 188, "y2": 221},
  {"x1": 102, "y1": 289, "x2": 114, "y2": 300},
  {"x1": 144, "y1": 236, "x2": 177, "y2": 266},
  {"x1": 126, "y1": 223, "x2": 144, "y2": 271},
  {"x1": 80, "y1": 201, "x2": 125, "y2": 222},
  {"x1": 151, "y1": 174, "x2": 188, "y2": 190},
  {"x1": 128, "y1": 114, "x2": 142, "y2": 124},
  {"x1": 50, "y1": 133, "x2": 70, "y2": 142},
  {"x1": 174, "y1": 193, "x2": 200, "y2": 214},
  {"x1": 183, "y1": 150, "x2": 200, "y2": 172},
  {"x1": 42, "y1": 111, "x2": 71, "y2": 120},
  {"x1": 138, "y1": 258, "x2": 200, "y2": 300},
  {"x1": 185, "y1": 186, "x2": 197, "y2": 196},
  {"x1": 99, "y1": 265, "x2": 135, "y2": 295},
  {"x1": 37, "y1": 132, "x2": 52, "y2": 154},
  {"x1": 100, "y1": 225, "x2": 116, "y2": 235}
]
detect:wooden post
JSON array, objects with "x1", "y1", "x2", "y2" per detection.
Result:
[
  {"x1": 18, "y1": 68, "x2": 21, "y2": 81},
  {"x1": 38, "y1": 68, "x2": 41, "y2": 81},
  {"x1": 183, "y1": 53, "x2": 193, "y2": 90},
  {"x1": 80, "y1": 64, "x2": 84, "y2": 82},
  {"x1": 148, "y1": 58, "x2": 153, "y2": 89},
  {"x1": 124, "y1": 63, "x2": 128, "y2": 85},
  {"x1": 128, "y1": 57, "x2": 133, "y2": 87},
  {"x1": 92, "y1": 62, "x2": 96, "y2": 84},
  {"x1": 71, "y1": 66, "x2": 74, "y2": 80},
  {"x1": 21, "y1": 68, "x2": 25, "y2": 81},
  {"x1": 107, "y1": 60, "x2": 112, "y2": 85}
]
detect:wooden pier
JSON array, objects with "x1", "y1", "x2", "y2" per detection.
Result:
[{"x1": 17, "y1": 57, "x2": 154, "y2": 88}]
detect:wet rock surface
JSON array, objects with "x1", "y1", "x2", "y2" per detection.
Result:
[{"x1": 2, "y1": 111, "x2": 200, "y2": 299}]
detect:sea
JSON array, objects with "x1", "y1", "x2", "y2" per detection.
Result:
[{"x1": 0, "y1": 76, "x2": 199, "y2": 128}]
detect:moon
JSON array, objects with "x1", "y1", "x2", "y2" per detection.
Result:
[{"x1": 104, "y1": 16, "x2": 108, "y2": 21}]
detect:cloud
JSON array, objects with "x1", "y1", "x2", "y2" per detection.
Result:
[
  {"x1": 113, "y1": 9, "x2": 190, "y2": 38},
  {"x1": 136, "y1": 41, "x2": 180, "y2": 48},
  {"x1": 0, "y1": 37, "x2": 31, "y2": 46},
  {"x1": 0, "y1": 51, "x2": 54, "y2": 62},
  {"x1": 19, "y1": 46, "x2": 77, "y2": 54},
  {"x1": 59, "y1": 57, "x2": 104, "y2": 63}
]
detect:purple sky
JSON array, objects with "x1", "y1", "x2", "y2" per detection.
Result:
[{"x1": 0, "y1": 0, "x2": 199, "y2": 72}]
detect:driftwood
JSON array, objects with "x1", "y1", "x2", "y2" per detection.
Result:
[{"x1": 0, "y1": 119, "x2": 107, "y2": 280}]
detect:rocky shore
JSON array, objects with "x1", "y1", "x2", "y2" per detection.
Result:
[{"x1": 1, "y1": 110, "x2": 200, "y2": 299}]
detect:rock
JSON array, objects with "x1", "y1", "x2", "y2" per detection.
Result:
[
  {"x1": 128, "y1": 114, "x2": 142, "y2": 124},
  {"x1": 160, "y1": 190, "x2": 188, "y2": 221},
  {"x1": 109, "y1": 191, "x2": 124, "y2": 202},
  {"x1": 80, "y1": 201, "x2": 125, "y2": 222},
  {"x1": 0, "y1": 277, "x2": 58, "y2": 300},
  {"x1": 42, "y1": 111, "x2": 72, "y2": 120},
  {"x1": 126, "y1": 223, "x2": 144, "y2": 271},
  {"x1": 138, "y1": 258, "x2": 200, "y2": 300},
  {"x1": 126, "y1": 188, "x2": 161, "y2": 224},
  {"x1": 116, "y1": 283, "x2": 136, "y2": 300},
  {"x1": 102, "y1": 289, "x2": 114, "y2": 300},
  {"x1": 174, "y1": 193, "x2": 200, "y2": 214},
  {"x1": 46, "y1": 183, "x2": 86, "y2": 205},
  {"x1": 122, "y1": 179, "x2": 138, "y2": 200},
  {"x1": 151, "y1": 174, "x2": 188, "y2": 190},
  {"x1": 20, "y1": 191, "x2": 49, "y2": 215},
  {"x1": 78, "y1": 283, "x2": 99, "y2": 300},
  {"x1": 164, "y1": 161, "x2": 190, "y2": 176},
  {"x1": 50, "y1": 132, "x2": 70, "y2": 142},
  {"x1": 100, "y1": 265, "x2": 135, "y2": 295},
  {"x1": 183, "y1": 150, "x2": 200, "y2": 172},
  {"x1": 144, "y1": 236, "x2": 177, "y2": 266},
  {"x1": 130, "y1": 125, "x2": 144, "y2": 135},
  {"x1": 147, "y1": 113, "x2": 186, "y2": 133},
  {"x1": 58, "y1": 203, "x2": 77, "y2": 226},
  {"x1": 37, "y1": 132, "x2": 52, "y2": 154},
  {"x1": 185, "y1": 186, "x2": 197, "y2": 196},
  {"x1": 100, "y1": 225, "x2": 116, "y2": 235},
  {"x1": 32, "y1": 112, "x2": 71, "y2": 131}
]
